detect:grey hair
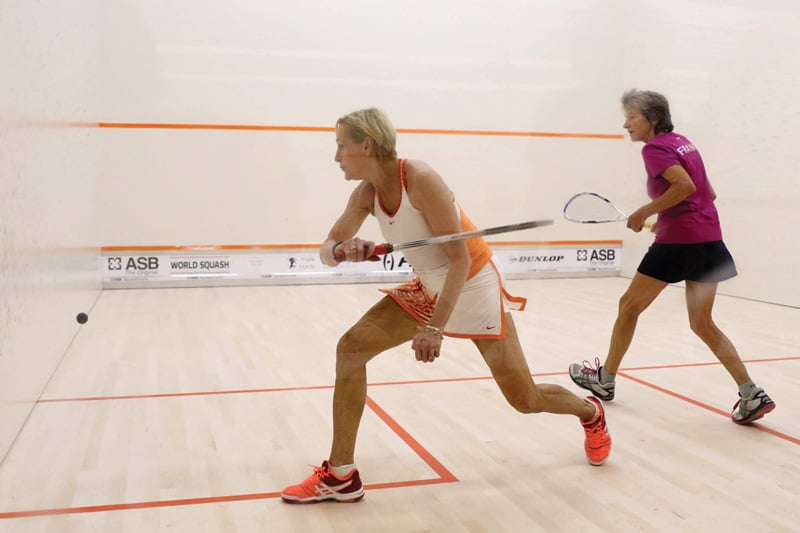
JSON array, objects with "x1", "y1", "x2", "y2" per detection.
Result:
[
  {"x1": 336, "y1": 107, "x2": 398, "y2": 160},
  {"x1": 621, "y1": 89, "x2": 674, "y2": 134}
]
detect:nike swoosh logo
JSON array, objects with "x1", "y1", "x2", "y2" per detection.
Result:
[
  {"x1": 388, "y1": 220, "x2": 396, "y2": 225},
  {"x1": 486, "y1": 325, "x2": 497, "y2": 330}
]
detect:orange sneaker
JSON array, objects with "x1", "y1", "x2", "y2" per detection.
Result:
[
  {"x1": 582, "y1": 397, "x2": 611, "y2": 466},
  {"x1": 281, "y1": 461, "x2": 365, "y2": 504}
]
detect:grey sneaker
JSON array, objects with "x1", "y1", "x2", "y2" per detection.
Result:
[
  {"x1": 731, "y1": 388, "x2": 775, "y2": 425},
  {"x1": 569, "y1": 358, "x2": 615, "y2": 401}
]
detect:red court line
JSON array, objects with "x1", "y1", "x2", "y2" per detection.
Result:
[
  {"x1": 36, "y1": 384, "x2": 334, "y2": 403},
  {"x1": 0, "y1": 397, "x2": 456, "y2": 520},
  {"x1": 35, "y1": 371, "x2": 562, "y2": 404},
  {"x1": 98, "y1": 122, "x2": 624, "y2": 140},
  {"x1": 0, "y1": 492, "x2": 283, "y2": 519},
  {"x1": 35, "y1": 358, "x2": 799, "y2": 446},
  {"x1": 36, "y1": 359, "x2": 793, "y2": 404},
  {"x1": 615, "y1": 356, "x2": 800, "y2": 372},
  {"x1": 616, "y1": 370, "x2": 799, "y2": 446},
  {"x1": 8, "y1": 358, "x2": 796, "y2": 518},
  {"x1": 365, "y1": 396, "x2": 458, "y2": 483}
]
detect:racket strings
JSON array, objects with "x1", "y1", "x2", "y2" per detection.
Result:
[{"x1": 563, "y1": 193, "x2": 627, "y2": 223}]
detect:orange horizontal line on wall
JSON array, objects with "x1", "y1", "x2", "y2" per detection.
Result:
[
  {"x1": 101, "y1": 244, "x2": 322, "y2": 252},
  {"x1": 97, "y1": 122, "x2": 624, "y2": 139},
  {"x1": 488, "y1": 240, "x2": 622, "y2": 246},
  {"x1": 397, "y1": 128, "x2": 623, "y2": 139},
  {"x1": 101, "y1": 240, "x2": 621, "y2": 253},
  {"x1": 98, "y1": 122, "x2": 333, "y2": 133}
]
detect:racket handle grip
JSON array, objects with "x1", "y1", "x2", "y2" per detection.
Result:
[
  {"x1": 334, "y1": 243, "x2": 345, "y2": 262},
  {"x1": 373, "y1": 243, "x2": 392, "y2": 256},
  {"x1": 334, "y1": 242, "x2": 393, "y2": 262}
]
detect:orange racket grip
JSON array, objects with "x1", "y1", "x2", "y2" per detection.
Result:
[
  {"x1": 373, "y1": 243, "x2": 392, "y2": 255},
  {"x1": 364, "y1": 242, "x2": 390, "y2": 262},
  {"x1": 334, "y1": 242, "x2": 391, "y2": 262}
]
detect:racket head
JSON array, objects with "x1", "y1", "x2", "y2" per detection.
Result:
[{"x1": 562, "y1": 192, "x2": 628, "y2": 224}]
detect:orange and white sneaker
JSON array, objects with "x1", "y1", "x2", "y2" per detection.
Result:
[
  {"x1": 281, "y1": 461, "x2": 365, "y2": 504},
  {"x1": 582, "y1": 397, "x2": 611, "y2": 466}
]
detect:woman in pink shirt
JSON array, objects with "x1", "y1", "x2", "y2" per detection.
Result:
[{"x1": 569, "y1": 89, "x2": 774, "y2": 425}]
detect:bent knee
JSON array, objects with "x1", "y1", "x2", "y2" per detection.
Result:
[
  {"x1": 336, "y1": 330, "x2": 357, "y2": 355},
  {"x1": 335, "y1": 331, "x2": 372, "y2": 373},
  {"x1": 506, "y1": 393, "x2": 544, "y2": 414},
  {"x1": 689, "y1": 316, "x2": 716, "y2": 338},
  {"x1": 618, "y1": 294, "x2": 646, "y2": 317}
]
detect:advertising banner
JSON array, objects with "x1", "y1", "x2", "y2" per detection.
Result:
[{"x1": 102, "y1": 241, "x2": 621, "y2": 288}]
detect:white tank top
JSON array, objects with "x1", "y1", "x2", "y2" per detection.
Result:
[{"x1": 374, "y1": 160, "x2": 455, "y2": 278}]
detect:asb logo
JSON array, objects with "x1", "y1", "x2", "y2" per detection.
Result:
[
  {"x1": 107, "y1": 256, "x2": 158, "y2": 272},
  {"x1": 577, "y1": 249, "x2": 616, "y2": 262},
  {"x1": 125, "y1": 257, "x2": 159, "y2": 271}
]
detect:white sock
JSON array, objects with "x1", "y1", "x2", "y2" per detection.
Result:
[
  {"x1": 599, "y1": 366, "x2": 615, "y2": 385},
  {"x1": 738, "y1": 381, "x2": 757, "y2": 399},
  {"x1": 331, "y1": 463, "x2": 356, "y2": 477}
]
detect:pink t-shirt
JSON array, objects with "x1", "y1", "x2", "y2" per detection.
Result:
[{"x1": 642, "y1": 133, "x2": 723, "y2": 244}]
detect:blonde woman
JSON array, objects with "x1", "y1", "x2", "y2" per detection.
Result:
[{"x1": 281, "y1": 107, "x2": 611, "y2": 504}]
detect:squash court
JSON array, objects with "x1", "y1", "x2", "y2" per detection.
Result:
[{"x1": 0, "y1": 277, "x2": 797, "y2": 532}]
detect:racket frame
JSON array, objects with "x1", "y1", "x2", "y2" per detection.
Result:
[
  {"x1": 562, "y1": 192, "x2": 652, "y2": 228},
  {"x1": 335, "y1": 218, "x2": 553, "y2": 260}
]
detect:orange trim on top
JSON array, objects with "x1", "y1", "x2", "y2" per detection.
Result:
[
  {"x1": 460, "y1": 209, "x2": 493, "y2": 280},
  {"x1": 100, "y1": 240, "x2": 622, "y2": 253},
  {"x1": 97, "y1": 122, "x2": 623, "y2": 139},
  {"x1": 376, "y1": 159, "x2": 406, "y2": 217}
]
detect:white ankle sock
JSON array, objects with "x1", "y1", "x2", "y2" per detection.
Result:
[
  {"x1": 599, "y1": 366, "x2": 615, "y2": 385},
  {"x1": 331, "y1": 463, "x2": 356, "y2": 477},
  {"x1": 738, "y1": 381, "x2": 757, "y2": 399}
]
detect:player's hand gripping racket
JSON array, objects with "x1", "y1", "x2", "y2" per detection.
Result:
[
  {"x1": 562, "y1": 192, "x2": 652, "y2": 229},
  {"x1": 334, "y1": 219, "x2": 554, "y2": 261}
]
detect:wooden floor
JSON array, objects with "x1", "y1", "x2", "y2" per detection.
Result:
[{"x1": 0, "y1": 277, "x2": 797, "y2": 532}]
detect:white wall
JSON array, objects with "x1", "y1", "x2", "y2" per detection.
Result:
[
  {"x1": 0, "y1": 2, "x2": 104, "y2": 461},
  {"x1": 618, "y1": 0, "x2": 800, "y2": 304},
  {"x1": 96, "y1": 0, "x2": 800, "y2": 306},
  {"x1": 98, "y1": 0, "x2": 629, "y2": 247}
]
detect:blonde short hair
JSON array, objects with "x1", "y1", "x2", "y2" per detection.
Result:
[{"x1": 336, "y1": 107, "x2": 397, "y2": 160}]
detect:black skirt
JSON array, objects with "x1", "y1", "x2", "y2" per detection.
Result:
[{"x1": 637, "y1": 241, "x2": 737, "y2": 283}]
